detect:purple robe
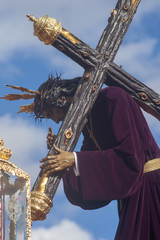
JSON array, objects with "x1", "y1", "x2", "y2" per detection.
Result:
[{"x1": 62, "y1": 87, "x2": 160, "y2": 240}]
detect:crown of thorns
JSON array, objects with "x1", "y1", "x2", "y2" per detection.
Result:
[{"x1": 0, "y1": 75, "x2": 80, "y2": 118}]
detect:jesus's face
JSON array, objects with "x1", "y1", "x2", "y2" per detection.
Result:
[{"x1": 42, "y1": 106, "x2": 66, "y2": 124}]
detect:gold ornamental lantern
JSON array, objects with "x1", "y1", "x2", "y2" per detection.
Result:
[{"x1": 0, "y1": 139, "x2": 31, "y2": 240}]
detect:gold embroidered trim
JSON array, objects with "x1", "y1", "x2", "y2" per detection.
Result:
[{"x1": 144, "y1": 158, "x2": 160, "y2": 173}]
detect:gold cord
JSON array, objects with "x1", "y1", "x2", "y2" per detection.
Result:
[{"x1": 86, "y1": 113, "x2": 101, "y2": 151}]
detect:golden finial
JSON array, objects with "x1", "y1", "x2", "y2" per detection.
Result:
[
  {"x1": 26, "y1": 14, "x2": 36, "y2": 22},
  {"x1": 0, "y1": 139, "x2": 4, "y2": 146},
  {"x1": 0, "y1": 139, "x2": 12, "y2": 161},
  {"x1": 27, "y1": 14, "x2": 62, "y2": 45}
]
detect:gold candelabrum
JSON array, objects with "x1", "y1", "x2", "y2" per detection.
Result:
[{"x1": 0, "y1": 139, "x2": 31, "y2": 240}]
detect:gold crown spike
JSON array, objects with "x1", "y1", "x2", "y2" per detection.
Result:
[
  {"x1": 0, "y1": 93, "x2": 36, "y2": 101},
  {"x1": 27, "y1": 14, "x2": 62, "y2": 45},
  {"x1": 0, "y1": 139, "x2": 4, "y2": 146},
  {"x1": 18, "y1": 103, "x2": 35, "y2": 114},
  {"x1": 0, "y1": 139, "x2": 12, "y2": 161},
  {"x1": 5, "y1": 85, "x2": 39, "y2": 94}
]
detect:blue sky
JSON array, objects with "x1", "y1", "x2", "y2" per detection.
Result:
[{"x1": 0, "y1": 0, "x2": 160, "y2": 239}]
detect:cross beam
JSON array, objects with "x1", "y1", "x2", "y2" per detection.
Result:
[
  {"x1": 28, "y1": 0, "x2": 160, "y2": 221},
  {"x1": 27, "y1": 1, "x2": 160, "y2": 121}
]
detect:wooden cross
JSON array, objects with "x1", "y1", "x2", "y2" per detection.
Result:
[{"x1": 28, "y1": 0, "x2": 160, "y2": 221}]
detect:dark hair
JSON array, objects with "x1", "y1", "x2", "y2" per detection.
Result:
[{"x1": 34, "y1": 75, "x2": 81, "y2": 119}]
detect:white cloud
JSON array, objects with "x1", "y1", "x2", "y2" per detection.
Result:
[
  {"x1": 4, "y1": 0, "x2": 160, "y2": 65},
  {"x1": 0, "y1": 0, "x2": 116, "y2": 63},
  {"x1": 115, "y1": 37, "x2": 160, "y2": 96},
  {"x1": 32, "y1": 219, "x2": 93, "y2": 240},
  {"x1": 114, "y1": 38, "x2": 160, "y2": 140},
  {"x1": 146, "y1": 77, "x2": 160, "y2": 94},
  {"x1": 1, "y1": 0, "x2": 159, "y2": 172},
  {"x1": 50, "y1": 54, "x2": 84, "y2": 78},
  {"x1": 0, "y1": 114, "x2": 47, "y2": 184},
  {"x1": 138, "y1": 0, "x2": 160, "y2": 15},
  {"x1": 116, "y1": 38, "x2": 159, "y2": 80},
  {"x1": 0, "y1": 63, "x2": 22, "y2": 80},
  {"x1": 1, "y1": 0, "x2": 160, "y2": 86}
]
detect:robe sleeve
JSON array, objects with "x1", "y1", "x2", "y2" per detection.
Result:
[{"x1": 63, "y1": 88, "x2": 145, "y2": 207}]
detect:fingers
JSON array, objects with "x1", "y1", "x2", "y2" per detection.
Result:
[
  {"x1": 40, "y1": 155, "x2": 56, "y2": 163},
  {"x1": 40, "y1": 159, "x2": 56, "y2": 166},
  {"x1": 40, "y1": 157, "x2": 59, "y2": 172},
  {"x1": 39, "y1": 152, "x2": 74, "y2": 174},
  {"x1": 40, "y1": 147, "x2": 75, "y2": 175},
  {"x1": 48, "y1": 126, "x2": 52, "y2": 133},
  {"x1": 40, "y1": 155, "x2": 61, "y2": 169},
  {"x1": 47, "y1": 127, "x2": 55, "y2": 149},
  {"x1": 47, "y1": 127, "x2": 52, "y2": 138},
  {"x1": 40, "y1": 161, "x2": 59, "y2": 171},
  {"x1": 40, "y1": 158, "x2": 69, "y2": 174}
]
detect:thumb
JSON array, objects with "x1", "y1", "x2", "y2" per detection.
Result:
[
  {"x1": 48, "y1": 126, "x2": 52, "y2": 134},
  {"x1": 53, "y1": 144, "x2": 63, "y2": 153}
]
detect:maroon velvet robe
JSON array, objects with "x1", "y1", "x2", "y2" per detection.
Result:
[{"x1": 62, "y1": 86, "x2": 160, "y2": 240}]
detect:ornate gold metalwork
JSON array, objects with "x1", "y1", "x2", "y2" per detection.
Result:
[
  {"x1": 0, "y1": 93, "x2": 36, "y2": 101},
  {"x1": 92, "y1": 85, "x2": 97, "y2": 91},
  {"x1": 18, "y1": 103, "x2": 35, "y2": 114},
  {"x1": 154, "y1": 99, "x2": 160, "y2": 105},
  {"x1": 27, "y1": 14, "x2": 62, "y2": 45},
  {"x1": 27, "y1": 14, "x2": 80, "y2": 45},
  {"x1": 30, "y1": 175, "x2": 54, "y2": 221},
  {"x1": 0, "y1": 139, "x2": 31, "y2": 239},
  {"x1": 5, "y1": 85, "x2": 39, "y2": 95},
  {"x1": 0, "y1": 139, "x2": 4, "y2": 146},
  {"x1": 0, "y1": 138, "x2": 12, "y2": 160},
  {"x1": 105, "y1": 52, "x2": 109, "y2": 60},
  {"x1": 0, "y1": 85, "x2": 39, "y2": 115},
  {"x1": 65, "y1": 128, "x2": 73, "y2": 139},
  {"x1": 124, "y1": 5, "x2": 129, "y2": 10},
  {"x1": 139, "y1": 92, "x2": 148, "y2": 101},
  {"x1": 0, "y1": 160, "x2": 31, "y2": 239},
  {"x1": 61, "y1": 29, "x2": 80, "y2": 44},
  {"x1": 37, "y1": 175, "x2": 49, "y2": 193},
  {"x1": 31, "y1": 191, "x2": 53, "y2": 221},
  {"x1": 144, "y1": 158, "x2": 160, "y2": 173},
  {"x1": 122, "y1": 0, "x2": 139, "y2": 22},
  {"x1": 0, "y1": 161, "x2": 31, "y2": 238},
  {"x1": 129, "y1": 0, "x2": 138, "y2": 17}
]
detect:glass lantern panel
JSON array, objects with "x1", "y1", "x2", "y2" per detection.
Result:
[{"x1": 0, "y1": 170, "x2": 28, "y2": 240}]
